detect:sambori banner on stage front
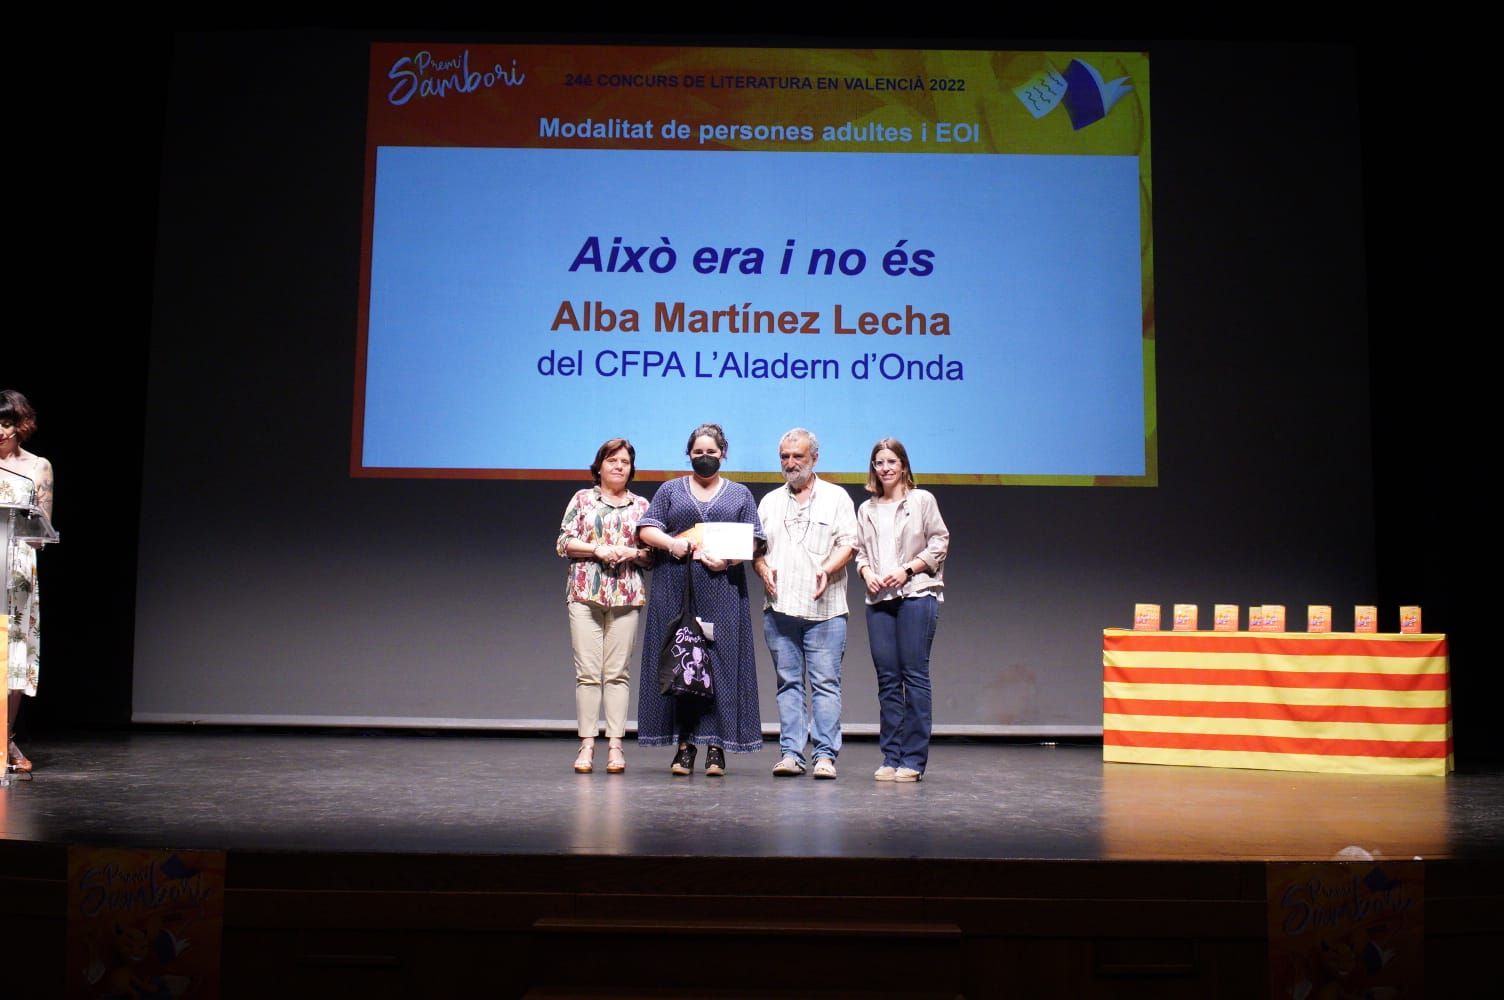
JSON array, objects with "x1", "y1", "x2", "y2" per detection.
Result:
[
  {"x1": 354, "y1": 44, "x2": 1154, "y2": 485},
  {"x1": 65, "y1": 846, "x2": 226, "y2": 999}
]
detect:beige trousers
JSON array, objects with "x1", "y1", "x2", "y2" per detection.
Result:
[{"x1": 568, "y1": 602, "x2": 639, "y2": 738}]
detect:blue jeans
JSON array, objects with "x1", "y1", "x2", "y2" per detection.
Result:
[
  {"x1": 866, "y1": 596, "x2": 939, "y2": 772},
  {"x1": 764, "y1": 611, "x2": 847, "y2": 762}
]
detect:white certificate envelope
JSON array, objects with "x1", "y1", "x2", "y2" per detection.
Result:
[{"x1": 700, "y1": 521, "x2": 754, "y2": 561}]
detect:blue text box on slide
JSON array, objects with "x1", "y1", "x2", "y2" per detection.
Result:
[{"x1": 361, "y1": 146, "x2": 1145, "y2": 478}]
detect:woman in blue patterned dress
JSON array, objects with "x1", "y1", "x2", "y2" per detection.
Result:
[{"x1": 636, "y1": 423, "x2": 765, "y2": 775}]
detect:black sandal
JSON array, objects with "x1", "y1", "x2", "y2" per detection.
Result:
[
  {"x1": 705, "y1": 745, "x2": 725, "y2": 776},
  {"x1": 671, "y1": 743, "x2": 697, "y2": 775}
]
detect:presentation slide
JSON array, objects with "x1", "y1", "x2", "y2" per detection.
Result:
[{"x1": 355, "y1": 44, "x2": 1154, "y2": 484}]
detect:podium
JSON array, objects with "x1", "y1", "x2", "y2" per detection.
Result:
[{"x1": 2, "y1": 498, "x2": 57, "y2": 786}]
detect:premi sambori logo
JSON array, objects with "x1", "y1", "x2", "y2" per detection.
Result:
[{"x1": 386, "y1": 49, "x2": 526, "y2": 106}]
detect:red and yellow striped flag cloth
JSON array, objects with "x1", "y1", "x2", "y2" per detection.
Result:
[{"x1": 1102, "y1": 629, "x2": 1451, "y2": 775}]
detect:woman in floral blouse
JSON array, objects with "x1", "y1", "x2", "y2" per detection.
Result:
[{"x1": 556, "y1": 438, "x2": 651, "y2": 774}]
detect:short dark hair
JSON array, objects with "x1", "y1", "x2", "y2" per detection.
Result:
[
  {"x1": 685, "y1": 422, "x2": 728, "y2": 455},
  {"x1": 865, "y1": 437, "x2": 916, "y2": 495},
  {"x1": 0, "y1": 390, "x2": 37, "y2": 442},
  {"x1": 590, "y1": 438, "x2": 636, "y2": 485}
]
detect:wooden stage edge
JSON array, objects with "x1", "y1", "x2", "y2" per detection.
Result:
[{"x1": 4, "y1": 843, "x2": 1502, "y2": 997}]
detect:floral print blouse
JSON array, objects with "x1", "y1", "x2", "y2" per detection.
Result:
[{"x1": 557, "y1": 486, "x2": 651, "y2": 607}]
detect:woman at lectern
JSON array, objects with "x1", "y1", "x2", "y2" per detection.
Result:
[
  {"x1": 855, "y1": 438, "x2": 948, "y2": 783},
  {"x1": 0, "y1": 389, "x2": 51, "y2": 775},
  {"x1": 557, "y1": 438, "x2": 651, "y2": 775},
  {"x1": 635, "y1": 423, "x2": 765, "y2": 776}
]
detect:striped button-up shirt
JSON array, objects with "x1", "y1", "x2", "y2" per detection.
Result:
[{"x1": 757, "y1": 476, "x2": 858, "y2": 621}]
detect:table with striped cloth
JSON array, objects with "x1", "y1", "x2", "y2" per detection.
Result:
[{"x1": 1102, "y1": 629, "x2": 1452, "y2": 775}]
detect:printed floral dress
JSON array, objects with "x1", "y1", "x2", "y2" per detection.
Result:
[{"x1": 1, "y1": 476, "x2": 40, "y2": 696}]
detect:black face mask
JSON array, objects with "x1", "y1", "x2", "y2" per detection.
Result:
[{"x1": 691, "y1": 455, "x2": 721, "y2": 477}]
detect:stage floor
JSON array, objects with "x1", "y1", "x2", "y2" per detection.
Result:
[{"x1": 3, "y1": 730, "x2": 1500, "y2": 862}]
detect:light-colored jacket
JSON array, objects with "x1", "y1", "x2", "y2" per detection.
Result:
[{"x1": 854, "y1": 488, "x2": 949, "y2": 603}]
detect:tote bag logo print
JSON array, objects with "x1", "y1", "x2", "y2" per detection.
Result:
[{"x1": 669, "y1": 625, "x2": 713, "y2": 696}]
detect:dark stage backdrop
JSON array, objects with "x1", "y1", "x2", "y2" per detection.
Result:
[{"x1": 122, "y1": 32, "x2": 1381, "y2": 733}]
